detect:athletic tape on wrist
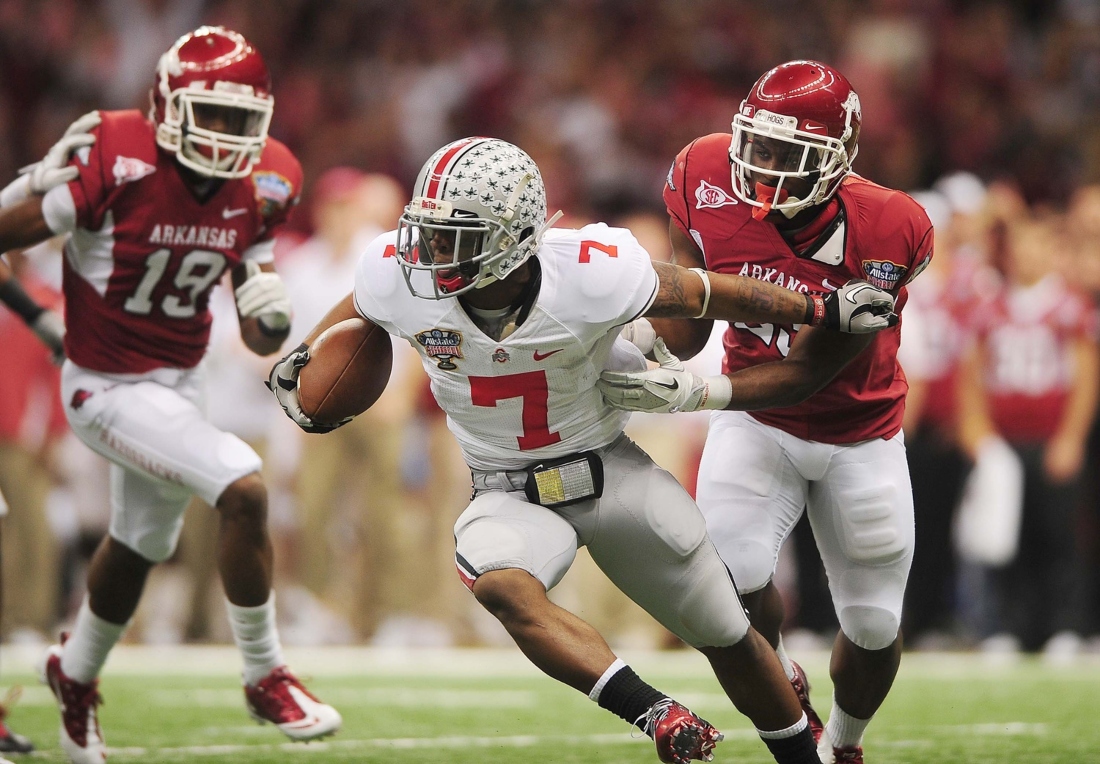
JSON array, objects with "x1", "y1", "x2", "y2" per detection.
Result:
[{"x1": 689, "y1": 268, "x2": 711, "y2": 319}]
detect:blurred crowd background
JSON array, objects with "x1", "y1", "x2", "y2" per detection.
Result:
[{"x1": 3, "y1": 0, "x2": 1100, "y2": 660}]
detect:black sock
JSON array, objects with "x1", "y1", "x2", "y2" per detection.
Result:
[
  {"x1": 595, "y1": 665, "x2": 667, "y2": 734},
  {"x1": 761, "y1": 726, "x2": 819, "y2": 764}
]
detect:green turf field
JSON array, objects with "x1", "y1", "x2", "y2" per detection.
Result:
[{"x1": 2, "y1": 646, "x2": 1097, "y2": 763}]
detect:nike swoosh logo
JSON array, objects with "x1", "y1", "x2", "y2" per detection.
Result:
[
  {"x1": 821, "y1": 278, "x2": 837, "y2": 291},
  {"x1": 222, "y1": 207, "x2": 249, "y2": 219},
  {"x1": 652, "y1": 380, "x2": 679, "y2": 390},
  {"x1": 533, "y1": 349, "x2": 564, "y2": 361}
]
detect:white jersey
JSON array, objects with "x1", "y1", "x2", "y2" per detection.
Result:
[{"x1": 353, "y1": 224, "x2": 659, "y2": 470}]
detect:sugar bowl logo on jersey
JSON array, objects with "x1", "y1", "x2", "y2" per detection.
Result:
[
  {"x1": 416, "y1": 329, "x2": 463, "y2": 370},
  {"x1": 862, "y1": 259, "x2": 909, "y2": 291}
]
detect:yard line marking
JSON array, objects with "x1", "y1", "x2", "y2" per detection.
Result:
[
  {"x1": 938, "y1": 722, "x2": 1049, "y2": 736},
  {"x1": 146, "y1": 688, "x2": 538, "y2": 708}
]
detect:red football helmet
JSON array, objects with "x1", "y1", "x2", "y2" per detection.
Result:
[
  {"x1": 730, "y1": 60, "x2": 861, "y2": 218},
  {"x1": 152, "y1": 26, "x2": 274, "y2": 179}
]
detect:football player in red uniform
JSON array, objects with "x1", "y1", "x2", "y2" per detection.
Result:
[
  {"x1": 599, "y1": 61, "x2": 935, "y2": 764},
  {"x1": 0, "y1": 27, "x2": 340, "y2": 763}
]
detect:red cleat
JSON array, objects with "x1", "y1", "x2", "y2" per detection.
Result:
[
  {"x1": 41, "y1": 637, "x2": 106, "y2": 764},
  {"x1": 790, "y1": 661, "x2": 824, "y2": 744},
  {"x1": 244, "y1": 666, "x2": 341, "y2": 742},
  {"x1": 639, "y1": 698, "x2": 724, "y2": 764}
]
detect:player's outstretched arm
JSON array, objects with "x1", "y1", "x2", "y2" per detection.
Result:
[
  {"x1": 599, "y1": 323, "x2": 875, "y2": 415},
  {"x1": 645, "y1": 261, "x2": 897, "y2": 333},
  {"x1": 0, "y1": 198, "x2": 66, "y2": 362}
]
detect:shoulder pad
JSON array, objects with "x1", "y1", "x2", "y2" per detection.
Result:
[
  {"x1": 353, "y1": 230, "x2": 406, "y2": 324},
  {"x1": 252, "y1": 139, "x2": 303, "y2": 221},
  {"x1": 540, "y1": 224, "x2": 657, "y2": 326}
]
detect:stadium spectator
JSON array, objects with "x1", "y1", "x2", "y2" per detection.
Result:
[
  {"x1": 0, "y1": 251, "x2": 66, "y2": 641},
  {"x1": 897, "y1": 181, "x2": 985, "y2": 647},
  {"x1": 958, "y1": 213, "x2": 1100, "y2": 657}
]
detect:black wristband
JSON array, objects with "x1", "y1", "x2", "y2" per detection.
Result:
[
  {"x1": 257, "y1": 317, "x2": 292, "y2": 337},
  {"x1": 0, "y1": 278, "x2": 46, "y2": 325}
]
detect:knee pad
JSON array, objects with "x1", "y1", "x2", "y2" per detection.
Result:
[
  {"x1": 838, "y1": 605, "x2": 900, "y2": 651},
  {"x1": 674, "y1": 560, "x2": 751, "y2": 648},
  {"x1": 718, "y1": 538, "x2": 776, "y2": 595}
]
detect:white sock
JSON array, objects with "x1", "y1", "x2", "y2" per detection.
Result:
[
  {"x1": 775, "y1": 636, "x2": 795, "y2": 681},
  {"x1": 61, "y1": 599, "x2": 127, "y2": 684},
  {"x1": 757, "y1": 712, "x2": 808, "y2": 738},
  {"x1": 825, "y1": 696, "x2": 872, "y2": 749},
  {"x1": 226, "y1": 593, "x2": 285, "y2": 686}
]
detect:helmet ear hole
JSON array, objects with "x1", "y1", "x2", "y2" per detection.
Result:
[{"x1": 518, "y1": 225, "x2": 535, "y2": 244}]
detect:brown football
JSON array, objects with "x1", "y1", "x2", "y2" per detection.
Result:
[{"x1": 298, "y1": 317, "x2": 392, "y2": 425}]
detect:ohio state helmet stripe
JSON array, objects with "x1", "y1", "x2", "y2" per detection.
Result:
[{"x1": 424, "y1": 138, "x2": 480, "y2": 199}]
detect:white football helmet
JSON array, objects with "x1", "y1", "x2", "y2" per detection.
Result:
[{"x1": 396, "y1": 137, "x2": 562, "y2": 299}]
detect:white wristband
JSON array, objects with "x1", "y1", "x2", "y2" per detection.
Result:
[
  {"x1": 701, "y1": 374, "x2": 733, "y2": 410},
  {"x1": 689, "y1": 267, "x2": 711, "y2": 319}
]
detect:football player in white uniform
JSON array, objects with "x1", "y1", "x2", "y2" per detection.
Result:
[{"x1": 269, "y1": 137, "x2": 895, "y2": 764}]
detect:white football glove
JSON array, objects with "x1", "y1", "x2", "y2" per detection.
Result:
[
  {"x1": 30, "y1": 309, "x2": 66, "y2": 365},
  {"x1": 23, "y1": 111, "x2": 101, "y2": 195},
  {"x1": 235, "y1": 260, "x2": 293, "y2": 333},
  {"x1": 822, "y1": 280, "x2": 897, "y2": 333},
  {"x1": 619, "y1": 317, "x2": 657, "y2": 355},
  {"x1": 598, "y1": 338, "x2": 732, "y2": 414},
  {"x1": 265, "y1": 344, "x2": 351, "y2": 434}
]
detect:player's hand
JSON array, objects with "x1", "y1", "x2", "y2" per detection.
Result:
[
  {"x1": 236, "y1": 261, "x2": 293, "y2": 333},
  {"x1": 265, "y1": 344, "x2": 350, "y2": 434},
  {"x1": 21, "y1": 111, "x2": 101, "y2": 195},
  {"x1": 619, "y1": 317, "x2": 657, "y2": 355},
  {"x1": 599, "y1": 338, "x2": 716, "y2": 414},
  {"x1": 31, "y1": 309, "x2": 66, "y2": 365},
  {"x1": 822, "y1": 280, "x2": 897, "y2": 333}
]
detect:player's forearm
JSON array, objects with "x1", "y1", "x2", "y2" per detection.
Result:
[
  {"x1": 0, "y1": 197, "x2": 55, "y2": 254},
  {"x1": 648, "y1": 262, "x2": 810, "y2": 325},
  {"x1": 0, "y1": 269, "x2": 47, "y2": 325},
  {"x1": 716, "y1": 359, "x2": 825, "y2": 411},
  {"x1": 240, "y1": 316, "x2": 289, "y2": 356},
  {"x1": 302, "y1": 293, "x2": 360, "y2": 347}
]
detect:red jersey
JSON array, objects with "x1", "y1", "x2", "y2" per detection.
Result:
[
  {"x1": 44, "y1": 110, "x2": 302, "y2": 373},
  {"x1": 899, "y1": 255, "x2": 996, "y2": 433},
  {"x1": 665, "y1": 134, "x2": 933, "y2": 444},
  {"x1": 973, "y1": 274, "x2": 1099, "y2": 444}
]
